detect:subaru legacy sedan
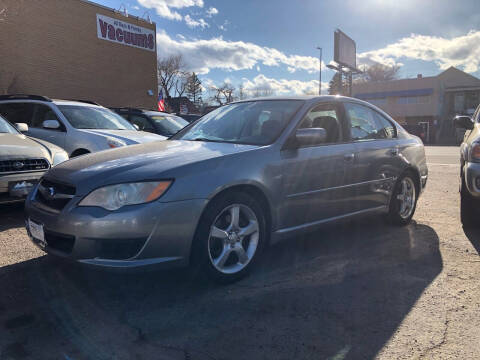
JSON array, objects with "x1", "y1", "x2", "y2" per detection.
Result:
[{"x1": 25, "y1": 96, "x2": 428, "y2": 282}]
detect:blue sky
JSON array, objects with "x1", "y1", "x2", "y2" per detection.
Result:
[{"x1": 99, "y1": 0, "x2": 480, "y2": 95}]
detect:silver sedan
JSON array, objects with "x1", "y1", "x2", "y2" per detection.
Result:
[{"x1": 25, "y1": 96, "x2": 428, "y2": 282}]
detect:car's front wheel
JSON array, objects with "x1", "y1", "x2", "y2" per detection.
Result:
[
  {"x1": 388, "y1": 172, "x2": 418, "y2": 225},
  {"x1": 192, "y1": 192, "x2": 266, "y2": 283}
]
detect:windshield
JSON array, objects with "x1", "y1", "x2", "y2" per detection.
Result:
[
  {"x1": 173, "y1": 100, "x2": 303, "y2": 145},
  {"x1": 0, "y1": 115, "x2": 18, "y2": 134},
  {"x1": 58, "y1": 105, "x2": 136, "y2": 130},
  {"x1": 150, "y1": 115, "x2": 189, "y2": 136}
]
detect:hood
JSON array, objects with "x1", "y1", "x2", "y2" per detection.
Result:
[
  {"x1": 46, "y1": 140, "x2": 258, "y2": 194},
  {"x1": 78, "y1": 129, "x2": 166, "y2": 144},
  {"x1": 0, "y1": 133, "x2": 54, "y2": 161}
]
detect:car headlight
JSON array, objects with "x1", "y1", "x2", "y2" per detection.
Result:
[
  {"x1": 107, "y1": 137, "x2": 126, "y2": 148},
  {"x1": 52, "y1": 151, "x2": 69, "y2": 166},
  {"x1": 78, "y1": 181, "x2": 172, "y2": 210},
  {"x1": 470, "y1": 143, "x2": 480, "y2": 162}
]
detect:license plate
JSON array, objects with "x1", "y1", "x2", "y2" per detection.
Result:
[
  {"x1": 28, "y1": 219, "x2": 46, "y2": 249},
  {"x1": 9, "y1": 180, "x2": 37, "y2": 197}
]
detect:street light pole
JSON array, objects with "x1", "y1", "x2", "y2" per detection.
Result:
[{"x1": 316, "y1": 46, "x2": 322, "y2": 95}]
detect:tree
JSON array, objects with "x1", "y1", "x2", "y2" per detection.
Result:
[
  {"x1": 209, "y1": 82, "x2": 236, "y2": 105},
  {"x1": 328, "y1": 72, "x2": 343, "y2": 95},
  {"x1": 174, "y1": 72, "x2": 189, "y2": 97},
  {"x1": 186, "y1": 72, "x2": 202, "y2": 104},
  {"x1": 359, "y1": 63, "x2": 400, "y2": 83},
  {"x1": 157, "y1": 54, "x2": 186, "y2": 99}
]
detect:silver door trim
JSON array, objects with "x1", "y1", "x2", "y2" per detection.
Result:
[
  {"x1": 272, "y1": 205, "x2": 388, "y2": 241},
  {"x1": 286, "y1": 177, "x2": 395, "y2": 199}
]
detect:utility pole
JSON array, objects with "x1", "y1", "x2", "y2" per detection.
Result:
[{"x1": 316, "y1": 46, "x2": 322, "y2": 95}]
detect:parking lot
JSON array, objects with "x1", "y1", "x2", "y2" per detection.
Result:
[{"x1": 1, "y1": 146, "x2": 480, "y2": 359}]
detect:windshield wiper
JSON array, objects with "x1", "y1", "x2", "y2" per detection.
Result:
[{"x1": 189, "y1": 137, "x2": 220, "y2": 142}]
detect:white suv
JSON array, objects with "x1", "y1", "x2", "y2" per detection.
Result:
[{"x1": 0, "y1": 95, "x2": 166, "y2": 157}]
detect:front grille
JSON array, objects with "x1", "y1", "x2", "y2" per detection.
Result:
[
  {"x1": 34, "y1": 178, "x2": 76, "y2": 212},
  {"x1": 45, "y1": 230, "x2": 75, "y2": 254},
  {"x1": 96, "y1": 238, "x2": 147, "y2": 260},
  {"x1": 0, "y1": 159, "x2": 49, "y2": 173}
]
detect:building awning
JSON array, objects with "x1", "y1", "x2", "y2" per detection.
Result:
[
  {"x1": 444, "y1": 86, "x2": 480, "y2": 92},
  {"x1": 354, "y1": 88, "x2": 434, "y2": 99}
]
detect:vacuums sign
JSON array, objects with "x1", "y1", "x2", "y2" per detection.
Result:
[{"x1": 96, "y1": 14, "x2": 155, "y2": 52}]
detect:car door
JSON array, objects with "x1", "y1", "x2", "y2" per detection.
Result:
[
  {"x1": 27, "y1": 104, "x2": 67, "y2": 149},
  {"x1": 344, "y1": 102, "x2": 401, "y2": 212},
  {"x1": 279, "y1": 102, "x2": 356, "y2": 229}
]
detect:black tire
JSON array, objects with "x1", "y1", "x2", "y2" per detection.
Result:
[
  {"x1": 387, "y1": 171, "x2": 419, "y2": 226},
  {"x1": 460, "y1": 175, "x2": 478, "y2": 228},
  {"x1": 190, "y1": 191, "x2": 267, "y2": 284}
]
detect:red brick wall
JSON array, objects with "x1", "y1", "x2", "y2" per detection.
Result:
[{"x1": 0, "y1": 0, "x2": 158, "y2": 109}]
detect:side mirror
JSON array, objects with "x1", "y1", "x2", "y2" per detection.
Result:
[
  {"x1": 133, "y1": 124, "x2": 140, "y2": 130},
  {"x1": 454, "y1": 116, "x2": 474, "y2": 130},
  {"x1": 295, "y1": 128, "x2": 327, "y2": 147},
  {"x1": 42, "y1": 119, "x2": 61, "y2": 130},
  {"x1": 15, "y1": 123, "x2": 28, "y2": 132}
]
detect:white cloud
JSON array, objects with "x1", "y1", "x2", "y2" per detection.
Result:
[
  {"x1": 156, "y1": 30, "x2": 319, "y2": 74},
  {"x1": 256, "y1": 65, "x2": 260, "y2": 72},
  {"x1": 184, "y1": 15, "x2": 209, "y2": 29},
  {"x1": 137, "y1": 0, "x2": 203, "y2": 20},
  {"x1": 206, "y1": 7, "x2": 218, "y2": 17},
  {"x1": 241, "y1": 74, "x2": 329, "y2": 96},
  {"x1": 132, "y1": 5, "x2": 140, "y2": 10},
  {"x1": 358, "y1": 30, "x2": 480, "y2": 73}
]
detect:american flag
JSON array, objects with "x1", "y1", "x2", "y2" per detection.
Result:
[{"x1": 157, "y1": 89, "x2": 165, "y2": 112}]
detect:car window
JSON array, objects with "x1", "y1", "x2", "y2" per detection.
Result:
[
  {"x1": 373, "y1": 111, "x2": 396, "y2": 139},
  {"x1": 299, "y1": 104, "x2": 342, "y2": 143},
  {"x1": 173, "y1": 100, "x2": 303, "y2": 145},
  {"x1": 345, "y1": 102, "x2": 393, "y2": 141},
  {"x1": 0, "y1": 102, "x2": 35, "y2": 126},
  {"x1": 150, "y1": 115, "x2": 188, "y2": 136},
  {"x1": 32, "y1": 104, "x2": 60, "y2": 128},
  {"x1": 129, "y1": 115, "x2": 155, "y2": 132},
  {"x1": 0, "y1": 115, "x2": 18, "y2": 134},
  {"x1": 57, "y1": 105, "x2": 136, "y2": 130}
]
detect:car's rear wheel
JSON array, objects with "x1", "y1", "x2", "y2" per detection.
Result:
[
  {"x1": 388, "y1": 172, "x2": 418, "y2": 225},
  {"x1": 191, "y1": 192, "x2": 266, "y2": 283},
  {"x1": 460, "y1": 175, "x2": 478, "y2": 228}
]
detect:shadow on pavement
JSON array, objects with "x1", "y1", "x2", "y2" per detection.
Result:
[
  {"x1": 0, "y1": 202, "x2": 25, "y2": 232},
  {"x1": 0, "y1": 218, "x2": 442, "y2": 360},
  {"x1": 463, "y1": 227, "x2": 480, "y2": 255}
]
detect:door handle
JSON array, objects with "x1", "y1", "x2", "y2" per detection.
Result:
[
  {"x1": 344, "y1": 153, "x2": 355, "y2": 162},
  {"x1": 390, "y1": 148, "x2": 399, "y2": 156}
]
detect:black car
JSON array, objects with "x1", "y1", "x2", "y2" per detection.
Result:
[{"x1": 111, "y1": 108, "x2": 189, "y2": 137}]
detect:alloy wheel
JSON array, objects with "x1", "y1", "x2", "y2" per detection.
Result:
[
  {"x1": 208, "y1": 204, "x2": 259, "y2": 274},
  {"x1": 396, "y1": 177, "x2": 416, "y2": 219}
]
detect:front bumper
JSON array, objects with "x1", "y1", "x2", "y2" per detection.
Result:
[
  {"x1": 0, "y1": 171, "x2": 45, "y2": 204},
  {"x1": 464, "y1": 162, "x2": 480, "y2": 198},
  {"x1": 25, "y1": 190, "x2": 207, "y2": 270}
]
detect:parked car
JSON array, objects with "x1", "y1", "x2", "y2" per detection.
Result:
[
  {"x1": 25, "y1": 96, "x2": 428, "y2": 282},
  {"x1": 454, "y1": 109, "x2": 480, "y2": 227},
  {"x1": 0, "y1": 114, "x2": 68, "y2": 204},
  {"x1": 179, "y1": 114, "x2": 202, "y2": 123},
  {"x1": 0, "y1": 95, "x2": 166, "y2": 157},
  {"x1": 111, "y1": 108, "x2": 189, "y2": 137}
]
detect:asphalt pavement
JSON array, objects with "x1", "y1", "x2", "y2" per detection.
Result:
[{"x1": 2, "y1": 145, "x2": 480, "y2": 360}]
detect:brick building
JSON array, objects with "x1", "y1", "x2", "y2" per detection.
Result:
[{"x1": 0, "y1": 0, "x2": 158, "y2": 109}]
